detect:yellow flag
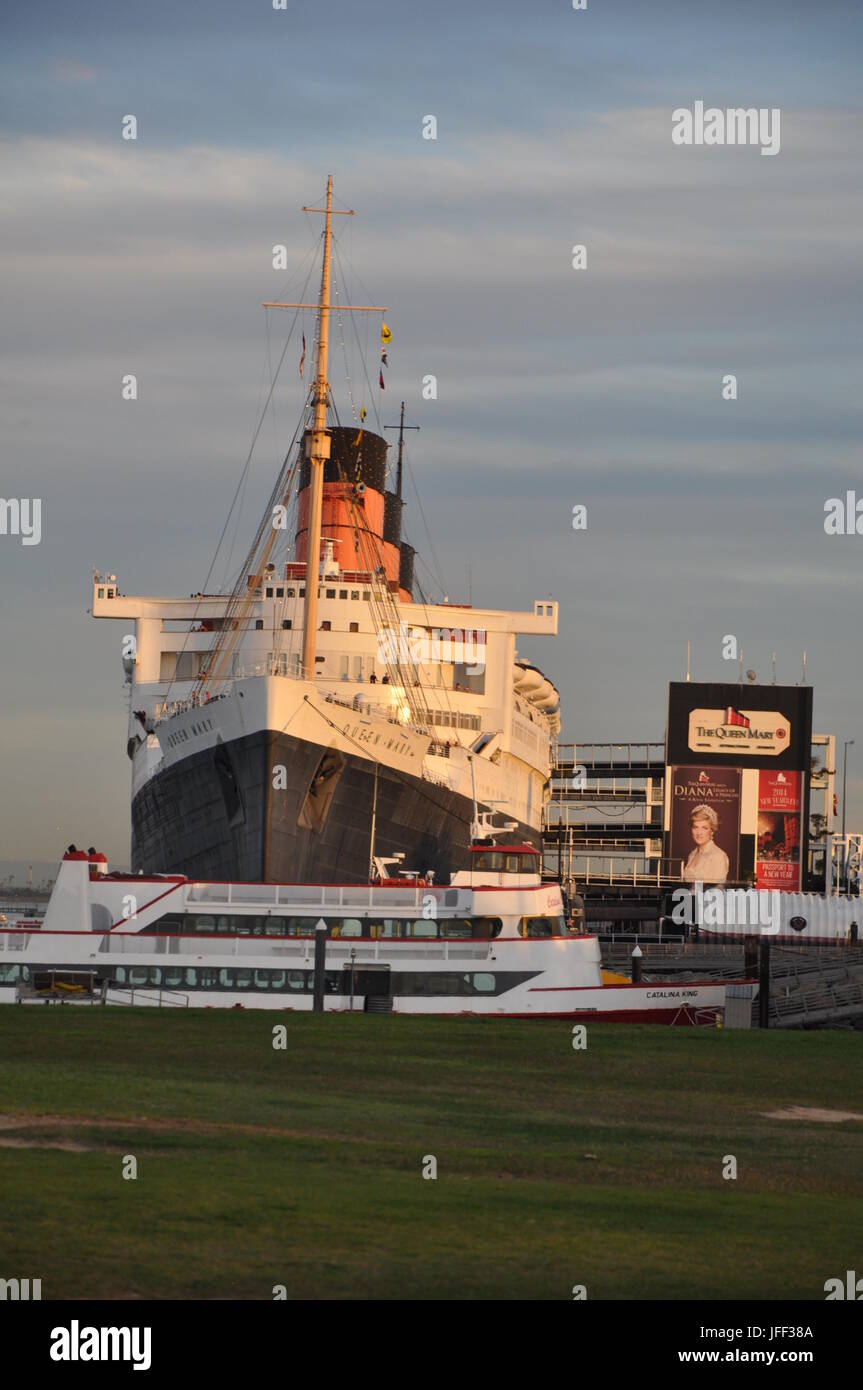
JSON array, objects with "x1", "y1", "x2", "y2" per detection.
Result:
[
  {"x1": 354, "y1": 406, "x2": 367, "y2": 446},
  {"x1": 381, "y1": 322, "x2": 393, "y2": 345}
]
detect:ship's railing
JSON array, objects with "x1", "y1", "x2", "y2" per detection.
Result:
[
  {"x1": 320, "y1": 689, "x2": 480, "y2": 734},
  {"x1": 108, "y1": 985, "x2": 190, "y2": 1008},
  {"x1": 153, "y1": 690, "x2": 233, "y2": 721},
  {"x1": 152, "y1": 677, "x2": 478, "y2": 744},
  {"x1": 183, "y1": 882, "x2": 465, "y2": 910},
  {"x1": 92, "y1": 936, "x2": 495, "y2": 964}
]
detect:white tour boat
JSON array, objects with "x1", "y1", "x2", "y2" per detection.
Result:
[{"x1": 0, "y1": 846, "x2": 732, "y2": 1023}]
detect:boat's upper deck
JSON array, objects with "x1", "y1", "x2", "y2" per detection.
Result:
[{"x1": 41, "y1": 855, "x2": 567, "y2": 938}]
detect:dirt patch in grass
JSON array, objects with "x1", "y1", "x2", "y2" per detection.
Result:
[
  {"x1": 0, "y1": 1136, "x2": 96, "y2": 1152},
  {"x1": 0, "y1": 1111, "x2": 372, "y2": 1142},
  {"x1": 761, "y1": 1106, "x2": 863, "y2": 1123}
]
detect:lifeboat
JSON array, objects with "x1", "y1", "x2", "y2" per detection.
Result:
[
  {"x1": 514, "y1": 661, "x2": 561, "y2": 717},
  {"x1": 513, "y1": 663, "x2": 543, "y2": 694}
]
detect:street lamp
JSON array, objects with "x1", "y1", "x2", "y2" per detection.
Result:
[{"x1": 842, "y1": 740, "x2": 855, "y2": 889}]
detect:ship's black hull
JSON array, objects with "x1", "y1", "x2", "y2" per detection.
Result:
[{"x1": 132, "y1": 730, "x2": 538, "y2": 883}]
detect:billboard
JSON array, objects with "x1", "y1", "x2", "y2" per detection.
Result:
[
  {"x1": 667, "y1": 682, "x2": 813, "y2": 771},
  {"x1": 756, "y1": 769, "x2": 803, "y2": 891},
  {"x1": 670, "y1": 766, "x2": 741, "y2": 885}
]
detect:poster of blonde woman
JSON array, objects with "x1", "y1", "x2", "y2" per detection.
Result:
[{"x1": 670, "y1": 767, "x2": 740, "y2": 885}]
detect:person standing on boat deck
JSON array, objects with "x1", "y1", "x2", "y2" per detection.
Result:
[{"x1": 682, "y1": 804, "x2": 729, "y2": 885}]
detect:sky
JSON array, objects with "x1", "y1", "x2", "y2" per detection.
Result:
[{"x1": 1, "y1": 0, "x2": 862, "y2": 871}]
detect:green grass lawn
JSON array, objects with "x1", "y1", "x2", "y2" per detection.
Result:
[{"x1": 0, "y1": 1008, "x2": 861, "y2": 1300}]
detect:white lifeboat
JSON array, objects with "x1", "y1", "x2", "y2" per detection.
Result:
[{"x1": 513, "y1": 663, "x2": 544, "y2": 695}]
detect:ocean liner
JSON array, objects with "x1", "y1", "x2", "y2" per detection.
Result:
[{"x1": 91, "y1": 178, "x2": 561, "y2": 883}]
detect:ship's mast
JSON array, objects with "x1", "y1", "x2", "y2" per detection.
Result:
[
  {"x1": 262, "y1": 179, "x2": 387, "y2": 678},
  {"x1": 385, "y1": 400, "x2": 419, "y2": 508},
  {"x1": 302, "y1": 175, "x2": 335, "y2": 677}
]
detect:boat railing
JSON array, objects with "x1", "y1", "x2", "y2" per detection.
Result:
[
  {"x1": 108, "y1": 985, "x2": 190, "y2": 1008},
  {"x1": 94, "y1": 935, "x2": 495, "y2": 964},
  {"x1": 183, "y1": 881, "x2": 462, "y2": 910},
  {"x1": 154, "y1": 671, "x2": 481, "y2": 739},
  {"x1": 0, "y1": 932, "x2": 31, "y2": 952}
]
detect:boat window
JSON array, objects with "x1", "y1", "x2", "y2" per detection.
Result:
[
  {"x1": 441, "y1": 921, "x2": 473, "y2": 938},
  {"x1": 287, "y1": 588, "x2": 296, "y2": 598},
  {"x1": 337, "y1": 919, "x2": 363, "y2": 938},
  {"x1": 114, "y1": 967, "x2": 126, "y2": 984},
  {"x1": 409, "y1": 919, "x2": 438, "y2": 938},
  {"x1": 200, "y1": 969, "x2": 218, "y2": 987},
  {"x1": 254, "y1": 971, "x2": 271, "y2": 990},
  {"x1": 472, "y1": 974, "x2": 496, "y2": 992},
  {"x1": 0, "y1": 964, "x2": 21, "y2": 983},
  {"x1": 129, "y1": 967, "x2": 149, "y2": 985},
  {"x1": 235, "y1": 970, "x2": 251, "y2": 989},
  {"x1": 350, "y1": 622, "x2": 359, "y2": 633},
  {"x1": 279, "y1": 917, "x2": 312, "y2": 936},
  {"x1": 164, "y1": 969, "x2": 183, "y2": 988},
  {"x1": 276, "y1": 587, "x2": 284, "y2": 598},
  {"x1": 521, "y1": 917, "x2": 564, "y2": 938},
  {"x1": 370, "y1": 920, "x2": 401, "y2": 938},
  {"x1": 287, "y1": 970, "x2": 305, "y2": 990},
  {"x1": 454, "y1": 662, "x2": 484, "y2": 695},
  {"x1": 326, "y1": 589, "x2": 336, "y2": 599},
  {"x1": 270, "y1": 971, "x2": 286, "y2": 989},
  {"x1": 91, "y1": 903, "x2": 112, "y2": 933},
  {"x1": 154, "y1": 914, "x2": 182, "y2": 934},
  {"x1": 97, "y1": 587, "x2": 105, "y2": 598},
  {"x1": 351, "y1": 591, "x2": 359, "y2": 600},
  {"x1": 339, "y1": 589, "x2": 347, "y2": 599},
  {"x1": 266, "y1": 587, "x2": 273, "y2": 598},
  {"x1": 184, "y1": 969, "x2": 197, "y2": 986},
  {"x1": 219, "y1": 969, "x2": 233, "y2": 987}
]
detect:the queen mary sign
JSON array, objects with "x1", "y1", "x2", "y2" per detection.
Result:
[
  {"x1": 667, "y1": 682, "x2": 812, "y2": 773},
  {"x1": 667, "y1": 682, "x2": 812, "y2": 888},
  {"x1": 687, "y1": 707, "x2": 792, "y2": 757}
]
